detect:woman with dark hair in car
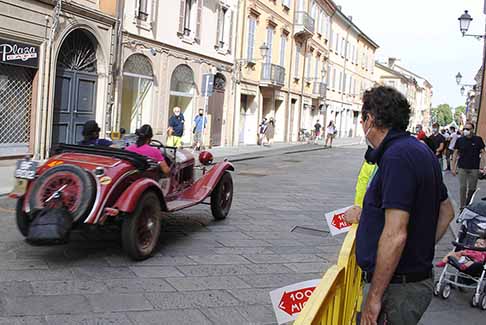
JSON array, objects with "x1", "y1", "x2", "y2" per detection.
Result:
[
  {"x1": 126, "y1": 124, "x2": 170, "y2": 176},
  {"x1": 80, "y1": 120, "x2": 113, "y2": 146}
]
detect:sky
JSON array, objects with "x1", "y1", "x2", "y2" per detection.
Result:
[{"x1": 335, "y1": 0, "x2": 485, "y2": 108}]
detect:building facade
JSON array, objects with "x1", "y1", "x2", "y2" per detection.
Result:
[
  {"x1": 0, "y1": 0, "x2": 117, "y2": 158},
  {"x1": 117, "y1": 0, "x2": 237, "y2": 148},
  {"x1": 375, "y1": 58, "x2": 433, "y2": 130}
]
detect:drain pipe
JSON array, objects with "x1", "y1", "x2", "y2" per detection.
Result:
[
  {"x1": 231, "y1": 0, "x2": 243, "y2": 146},
  {"x1": 111, "y1": 0, "x2": 125, "y2": 133}
]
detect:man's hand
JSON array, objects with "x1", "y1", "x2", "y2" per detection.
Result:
[
  {"x1": 361, "y1": 295, "x2": 382, "y2": 325},
  {"x1": 451, "y1": 168, "x2": 457, "y2": 176},
  {"x1": 343, "y1": 205, "x2": 362, "y2": 224}
]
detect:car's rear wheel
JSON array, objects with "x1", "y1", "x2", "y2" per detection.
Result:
[
  {"x1": 122, "y1": 191, "x2": 161, "y2": 260},
  {"x1": 210, "y1": 172, "x2": 233, "y2": 220},
  {"x1": 16, "y1": 196, "x2": 30, "y2": 237},
  {"x1": 28, "y1": 165, "x2": 95, "y2": 222}
]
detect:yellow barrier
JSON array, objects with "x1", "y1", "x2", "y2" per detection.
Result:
[{"x1": 295, "y1": 225, "x2": 362, "y2": 325}]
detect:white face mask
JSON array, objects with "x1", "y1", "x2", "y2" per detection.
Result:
[
  {"x1": 363, "y1": 116, "x2": 374, "y2": 149},
  {"x1": 432, "y1": 128, "x2": 438, "y2": 133},
  {"x1": 175, "y1": 112, "x2": 180, "y2": 116},
  {"x1": 463, "y1": 130, "x2": 471, "y2": 137}
]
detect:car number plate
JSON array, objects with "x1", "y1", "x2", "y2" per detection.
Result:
[{"x1": 14, "y1": 159, "x2": 38, "y2": 180}]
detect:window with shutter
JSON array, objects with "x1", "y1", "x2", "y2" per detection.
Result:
[
  {"x1": 332, "y1": 67, "x2": 336, "y2": 90},
  {"x1": 306, "y1": 53, "x2": 311, "y2": 79},
  {"x1": 294, "y1": 44, "x2": 301, "y2": 78},
  {"x1": 227, "y1": 11, "x2": 234, "y2": 54},
  {"x1": 314, "y1": 57, "x2": 319, "y2": 80},
  {"x1": 216, "y1": 6, "x2": 228, "y2": 49},
  {"x1": 247, "y1": 17, "x2": 256, "y2": 61},
  {"x1": 279, "y1": 36, "x2": 286, "y2": 67},
  {"x1": 326, "y1": 64, "x2": 331, "y2": 88},
  {"x1": 266, "y1": 27, "x2": 274, "y2": 63},
  {"x1": 282, "y1": 0, "x2": 291, "y2": 9},
  {"x1": 178, "y1": 0, "x2": 186, "y2": 35},
  {"x1": 137, "y1": 0, "x2": 149, "y2": 20},
  {"x1": 343, "y1": 73, "x2": 346, "y2": 93},
  {"x1": 195, "y1": 0, "x2": 203, "y2": 42}
]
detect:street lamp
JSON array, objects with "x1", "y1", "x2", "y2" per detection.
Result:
[
  {"x1": 461, "y1": 86, "x2": 466, "y2": 96},
  {"x1": 457, "y1": 10, "x2": 485, "y2": 39},
  {"x1": 456, "y1": 72, "x2": 463, "y2": 85},
  {"x1": 458, "y1": 10, "x2": 473, "y2": 35},
  {"x1": 259, "y1": 43, "x2": 269, "y2": 62}
]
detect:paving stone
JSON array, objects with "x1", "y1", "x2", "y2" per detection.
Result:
[
  {"x1": 45, "y1": 313, "x2": 132, "y2": 325},
  {"x1": 200, "y1": 307, "x2": 249, "y2": 325},
  {"x1": 145, "y1": 290, "x2": 241, "y2": 309},
  {"x1": 176, "y1": 264, "x2": 253, "y2": 277},
  {"x1": 104, "y1": 278, "x2": 175, "y2": 293},
  {"x1": 216, "y1": 239, "x2": 272, "y2": 247},
  {"x1": 165, "y1": 276, "x2": 251, "y2": 291},
  {"x1": 0, "y1": 282, "x2": 32, "y2": 297},
  {"x1": 238, "y1": 273, "x2": 322, "y2": 289},
  {"x1": 3, "y1": 295, "x2": 91, "y2": 316},
  {"x1": 228, "y1": 288, "x2": 274, "y2": 305},
  {"x1": 86, "y1": 293, "x2": 153, "y2": 312},
  {"x1": 212, "y1": 247, "x2": 274, "y2": 255},
  {"x1": 0, "y1": 260, "x2": 49, "y2": 271},
  {"x1": 30, "y1": 280, "x2": 107, "y2": 295},
  {"x1": 243, "y1": 253, "x2": 325, "y2": 264},
  {"x1": 0, "y1": 316, "x2": 46, "y2": 325},
  {"x1": 236, "y1": 305, "x2": 276, "y2": 324},
  {"x1": 0, "y1": 270, "x2": 72, "y2": 282},
  {"x1": 244, "y1": 263, "x2": 295, "y2": 274},
  {"x1": 128, "y1": 310, "x2": 211, "y2": 325},
  {"x1": 284, "y1": 262, "x2": 330, "y2": 273},
  {"x1": 128, "y1": 266, "x2": 184, "y2": 278},
  {"x1": 188, "y1": 254, "x2": 250, "y2": 265},
  {"x1": 71, "y1": 267, "x2": 135, "y2": 280}
]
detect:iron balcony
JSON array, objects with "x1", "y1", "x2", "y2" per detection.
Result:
[
  {"x1": 313, "y1": 82, "x2": 327, "y2": 98},
  {"x1": 261, "y1": 63, "x2": 286, "y2": 87},
  {"x1": 294, "y1": 11, "x2": 315, "y2": 39}
]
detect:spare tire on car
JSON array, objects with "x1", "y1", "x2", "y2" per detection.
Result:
[{"x1": 28, "y1": 164, "x2": 96, "y2": 222}]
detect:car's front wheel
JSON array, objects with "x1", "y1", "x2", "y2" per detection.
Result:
[
  {"x1": 210, "y1": 172, "x2": 233, "y2": 220},
  {"x1": 121, "y1": 191, "x2": 161, "y2": 260}
]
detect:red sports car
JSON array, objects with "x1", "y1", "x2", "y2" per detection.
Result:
[{"x1": 10, "y1": 143, "x2": 234, "y2": 260}]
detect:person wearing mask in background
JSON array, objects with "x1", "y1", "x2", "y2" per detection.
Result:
[
  {"x1": 193, "y1": 108, "x2": 207, "y2": 151},
  {"x1": 415, "y1": 124, "x2": 426, "y2": 141},
  {"x1": 79, "y1": 120, "x2": 113, "y2": 146},
  {"x1": 446, "y1": 126, "x2": 459, "y2": 171},
  {"x1": 167, "y1": 106, "x2": 185, "y2": 148},
  {"x1": 452, "y1": 122, "x2": 486, "y2": 210},
  {"x1": 126, "y1": 124, "x2": 170, "y2": 176},
  {"x1": 429, "y1": 122, "x2": 446, "y2": 170},
  {"x1": 258, "y1": 118, "x2": 268, "y2": 146}
]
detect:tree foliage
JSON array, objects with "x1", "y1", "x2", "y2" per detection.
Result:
[{"x1": 431, "y1": 104, "x2": 453, "y2": 126}]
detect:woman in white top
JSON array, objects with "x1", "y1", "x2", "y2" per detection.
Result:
[{"x1": 325, "y1": 121, "x2": 336, "y2": 148}]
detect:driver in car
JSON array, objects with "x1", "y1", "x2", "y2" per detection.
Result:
[
  {"x1": 80, "y1": 120, "x2": 113, "y2": 146},
  {"x1": 126, "y1": 124, "x2": 170, "y2": 176}
]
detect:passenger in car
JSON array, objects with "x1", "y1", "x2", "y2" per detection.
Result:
[
  {"x1": 80, "y1": 120, "x2": 113, "y2": 146},
  {"x1": 126, "y1": 124, "x2": 170, "y2": 176}
]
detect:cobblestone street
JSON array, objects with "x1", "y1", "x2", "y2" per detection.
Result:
[{"x1": 0, "y1": 145, "x2": 484, "y2": 324}]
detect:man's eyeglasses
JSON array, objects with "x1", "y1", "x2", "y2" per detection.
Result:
[{"x1": 464, "y1": 128, "x2": 472, "y2": 131}]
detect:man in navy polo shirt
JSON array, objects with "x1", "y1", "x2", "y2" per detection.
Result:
[{"x1": 357, "y1": 87, "x2": 454, "y2": 325}]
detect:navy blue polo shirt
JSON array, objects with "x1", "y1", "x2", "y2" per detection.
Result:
[
  {"x1": 169, "y1": 114, "x2": 185, "y2": 137},
  {"x1": 357, "y1": 130, "x2": 448, "y2": 274},
  {"x1": 454, "y1": 135, "x2": 485, "y2": 170}
]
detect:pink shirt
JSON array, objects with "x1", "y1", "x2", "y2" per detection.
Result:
[
  {"x1": 126, "y1": 144, "x2": 164, "y2": 162},
  {"x1": 462, "y1": 250, "x2": 486, "y2": 264}
]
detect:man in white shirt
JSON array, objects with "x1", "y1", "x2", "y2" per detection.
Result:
[{"x1": 446, "y1": 126, "x2": 459, "y2": 171}]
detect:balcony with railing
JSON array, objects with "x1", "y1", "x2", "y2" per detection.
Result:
[
  {"x1": 313, "y1": 82, "x2": 327, "y2": 98},
  {"x1": 294, "y1": 11, "x2": 315, "y2": 39},
  {"x1": 260, "y1": 63, "x2": 286, "y2": 87}
]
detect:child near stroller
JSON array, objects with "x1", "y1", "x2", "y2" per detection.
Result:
[{"x1": 434, "y1": 201, "x2": 486, "y2": 309}]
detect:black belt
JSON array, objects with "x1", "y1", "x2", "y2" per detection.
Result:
[{"x1": 362, "y1": 270, "x2": 432, "y2": 284}]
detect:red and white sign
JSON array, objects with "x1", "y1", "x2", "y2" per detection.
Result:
[
  {"x1": 325, "y1": 206, "x2": 353, "y2": 236},
  {"x1": 270, "y1": 279, "x2": 320, "y2": 324}
]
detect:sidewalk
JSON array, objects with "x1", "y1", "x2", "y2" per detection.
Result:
[{"x1": 0, "y1": 137, "x2": 363, "y2": 196}]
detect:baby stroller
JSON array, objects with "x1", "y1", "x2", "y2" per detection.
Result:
[{"x1": 434, "y1": 201, "x2": 486, "y2": 310}]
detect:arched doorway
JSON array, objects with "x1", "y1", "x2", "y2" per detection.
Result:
[
  {"x1": 169, "y1": 64, "x2": 194, "y2": 145},
  {"x1": 120, "y1": 54, "x2": 154, "y2": 133},
  {"x1": 208, "y1": 73, "x2": 225, "y2": 146},
  {"x1": 52, "y1": 29, "x2": 98, "y2": 144}
]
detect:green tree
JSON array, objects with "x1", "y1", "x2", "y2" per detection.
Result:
[
  {"x1": 431, "y1": 104, "x2": 453, "y2": 126},
  {"x1": 454, "y1": 105, "x2": 466, "y2": 125}
]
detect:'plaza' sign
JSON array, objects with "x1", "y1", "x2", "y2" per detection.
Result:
[{"x1": 0, "y1": 39, "x2": 39, "y2": 68}]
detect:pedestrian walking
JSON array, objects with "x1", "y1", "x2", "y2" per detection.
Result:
[
  {"x1": 193, "y1": 108, "x2": 207, "y2": 151},
  {"x1": 325, "y1": 121, "x2": 336, "y2": 148},
  {"x1": 415, "y1": 124, "x2": 426, "y2": 141},
  {"x1": 167, "y1": 106, "x2": 185, "y2": 148},
  {"x1": 446, "y1": 126, "x2": 459, "y2": 171},
  {"x1": 258, "y1": 118, "x2": 268, "y2": 146},
  {"x1": 314, "y1": 120, "x2": 322, "y2": 144},
  {"x1": 356, "y1": 86, "x2": 454, "y2": 325},
  {"x1": 451, "y1": 122, "x2": 486, "y2": 210},
  {"x1": 266, "y1": 118, "x2": 275, "y2": 145},
  {"x1": 429, "y1": 122, "x2": 446, "y2": 170}
]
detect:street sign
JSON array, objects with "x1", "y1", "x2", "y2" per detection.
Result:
[
  {"x1": 270, "y1": 279, "x2": 321, "y2": 324},
  {"x1": 325, "y1": 206, "x2": 353, "y2": 236},
  {"x1": 201, "y1": 73, "x2": 215, "y2": 97}
]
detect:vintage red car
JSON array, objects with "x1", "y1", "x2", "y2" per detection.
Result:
[{"x1": 10, "y1": 143, "x2": 234, "y2": 260}]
